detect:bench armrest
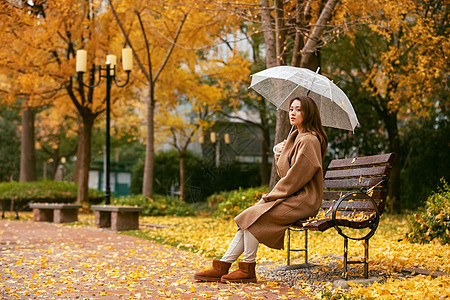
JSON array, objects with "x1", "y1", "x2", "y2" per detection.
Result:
[{"x1": 331, "y1": 190, "x2": 381, "y2": 241}]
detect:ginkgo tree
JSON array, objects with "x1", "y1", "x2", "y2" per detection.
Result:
[
  {"x1": 35, "y1": 103, "x2": 78, "y2": 180},
  {"x1": 108, "y1": 0, "x2": 252, "y2": 198},
  {"x1": 0, "y1": 0, "x2": 140, "y2": 203},
  {"x1": 156, "y1": 51, "x2": 251, "y2": 201},
  {"x1": 208, "y1": 0, "x2": 348, "y2": 188},
  {"x1": 324, "y1": 0, "x2": 449, "y2": 211},
  {"x1": 0, "y1": 1, "x2": 59, "y2": 182}
]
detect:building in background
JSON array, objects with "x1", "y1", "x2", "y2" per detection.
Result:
[{"x1": 88, "y1": 161, "x2": 134, "y2": 196}]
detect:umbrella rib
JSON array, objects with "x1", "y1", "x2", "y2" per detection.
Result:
[
  {"x1": 307, "y1": 67, "x2": 321, "y2": 96},
  {"x1": 277, "y1": 82, "x2": 301, "y2": 110},
  {"x1": 248, "y1": 66, "x2": 359, "y2": 131}
]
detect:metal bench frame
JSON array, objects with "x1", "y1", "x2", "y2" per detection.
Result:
[{"x1": 285, "y1": 153, "x2": 396, "y2": 279}]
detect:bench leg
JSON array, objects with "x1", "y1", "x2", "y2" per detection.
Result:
[
  {"x1": 4, "y1": 200, "x2": 19, "y2": 219},
  {"x1": 14, "y1": 200, "x2": 19, "y2": 220},
  {"x1": 287, "y1": 228, "x2": 291, "y2": 266},
  {"x1": 304, "y1": 229, "x2": 309, "y2": 264},
  {"x1": 364, "y1": 238, "x2": 369, "y2": 279},
  {"x1": 343, "y1": 237, "x2": 370, "y2": 279},
  {"x1": 33, "y1": 208, "x2": 53, "y2": 222},
  {"x1": 344, "y1": 237, "x2": 348, "y2": 279},
  {"x1": 111, "y1": 211, "x2": 139, "y2": 231},
  {"x1": 279, "y1": 228, "x2": 313, "y2": 271},
  {"x1": 54, "y1": 209, "x2": 78, "y2": 223},
  {"x1": 94, "y1": 211, "x2": 111, "y2": 228}
]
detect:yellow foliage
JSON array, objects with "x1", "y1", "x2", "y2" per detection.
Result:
[
  {"x1": 351, "y1": 276, "x2": 450, "y2": 300},
  {"x1": 140, "y1": 214, "x2": 450, "y2": 299},
  {"x1": 341, "y1": 0, "x2": 448, "y2": 116}
]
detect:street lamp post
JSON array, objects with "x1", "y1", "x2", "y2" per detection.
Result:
[
  {"x1": 209, "y1": 132, "x2": 231, "y2": 167},
  {"x1": 76, "y1": 49, "x2": 133, "y2": 204}
]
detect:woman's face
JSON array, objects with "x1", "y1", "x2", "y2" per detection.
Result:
[{"x1": 289, "y1": 99, "x2": 304, "y2": 128}]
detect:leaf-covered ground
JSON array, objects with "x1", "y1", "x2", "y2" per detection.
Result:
[
  {"x1": 1, "y1": 212, "x2": 449, "y2": 299},
  {"x1": 134, "y1": 214, "x2": 449, "y2": 299},
  {"x1": 0, "y1": 213, "x2": 312, "y2": 299}
]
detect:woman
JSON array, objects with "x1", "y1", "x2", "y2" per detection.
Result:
[{"x1": 194, "y1": 96, "x2": 328, "y2": 283}]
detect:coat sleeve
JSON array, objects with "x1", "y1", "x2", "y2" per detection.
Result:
[{"x1": 263, "y1": 136, "x2": 322, "y2": 202}]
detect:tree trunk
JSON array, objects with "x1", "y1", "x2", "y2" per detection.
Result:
[
  {"x1": 270, "y1": 0, "x2": 290, "y2": 189},
  {"x1": 301, "y1": 0, "x2": 339, "y2": 68},
  {"x1": 260, "y1": 0, "x2": 277, "y2": 68},
  {"x1": 75, "y1": 115, "x2": 94, "y2": 204},
  {"x1": 383, "y1": 109, "x2": 401, "y2": 213},
  {"x1": 259, "y1": 100, "x2": 271, "y2": 186},
  {"x1": 142, "y1": 84, "x2": 155, "y2": 198},
  {"x1": 19, "y1": 100, "x2": 37, "y2": 182},
  {"x1": 73, "y1": 119, "x2": 81, "y2": 184},
  {"x1": 274, "y1": 0, "x2": 286, "y2": 65},
  {"x1": 265, "y1": 0, "x2": 339, "y2": 189},
  {"x1": 179, "y1": 150, "x2": 186, "y2": 201},
  {"x1": 260, "y1": 0, "x2": 288, "y2": 190},
  {"x1": 291, "y1": 0, "x2": 304, "y2": 67},
  {"x1": 51, "y1": 148, "x2": 60, "y2": 180}
]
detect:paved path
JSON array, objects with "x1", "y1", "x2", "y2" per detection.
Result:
[{"x1": 0, "y1": 220, "x2": 312, "y2": 299}]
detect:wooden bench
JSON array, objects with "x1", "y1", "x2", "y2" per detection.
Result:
[
  {"x1": 29, "y1": 203, "x2": 82, "y2": 223},
  {"x1": 91, "y1": 205, "x2": 143, "y2": 231},
  {"x1": 285, "y1": 153, "x2": 396, "y2": 279}
]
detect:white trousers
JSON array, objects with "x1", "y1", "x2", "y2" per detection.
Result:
[{"x1": 220, "y1": 229, "x2": 259, "y2": 263}]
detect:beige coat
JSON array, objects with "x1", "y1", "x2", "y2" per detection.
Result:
[{"x1": 234, "y1": 130, "x2": 323, "y2": 250}]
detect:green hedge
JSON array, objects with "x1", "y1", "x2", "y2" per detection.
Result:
[
  {"x1": 0, "y1": 180, "x2": 104, "y2": 203},
  {"x1": 111, "y1": 194, "x2": 196, "y2": 216},
  {"x1": 406, "y1": 178, "x2": 450, "y2": 245},
  {"x1": 209, "y1": 186, "x2": 268, "y2": 220}
]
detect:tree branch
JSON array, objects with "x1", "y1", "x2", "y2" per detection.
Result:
[
  {"x1": 216, "y1": 110, "x2": 263, "y2": 130},
  {"x1": 153, "y1": 11, "x2": 189, "y2": 83},
  {"x1": 136, "y1": 10, "x2": 154, "y2": 85},
  {"x1": 301, "y1": 0, "x2": 339, "y2": 67},
  {"x1": 108, "y1": 0, "x2": 150, "y2": 81}
]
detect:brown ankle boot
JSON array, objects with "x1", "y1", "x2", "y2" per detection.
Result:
[
  {"x1": 221, "y1": 261, "x2": 257, "y2": 283},
  {"x1": 194, "y1": 260, "x2": 232, "y2": 282}
]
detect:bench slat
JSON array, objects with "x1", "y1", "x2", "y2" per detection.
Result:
[
  {"x1": 323, "y1": 190, "x2": 387, "y2": 201},
  {"x1": 324, "y1": 166, "x2": 391, "y2": 179},
  {"x1": 334, "y1": 210, "x2": 376, "y2": 218},
  {"x1": 324, "y1": 177, "x2": 385, "y2": 189},
  {"x1": 328, "y1": 153, "x2": 396, "y2": 170},
  {"x1": 299, "y1": 218, "x2": 332, "y2": 231},
  {"x1": 321, "y1": 200, "x2": 382, "y2": 211},
  {"x1": 298, "y1": 216, "x2": 376, "y2": 231}
]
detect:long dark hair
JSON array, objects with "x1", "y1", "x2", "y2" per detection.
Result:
[{"x1": 289, "y1": 96, "x2": 328, "y2": 158}]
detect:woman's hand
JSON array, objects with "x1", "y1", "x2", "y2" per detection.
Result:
[
  {"x1": 273, "y1": 140, "x2": 287, "y2": 155},
  {"x1": 255, "y1": 199, "x2": 265, "y2": 205}
]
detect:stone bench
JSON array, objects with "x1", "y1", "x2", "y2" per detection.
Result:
[
  {"x1": 91, "y1": 205, "x2": 143, "y2": 231},
  {"x1": 29, "y1": 203, "x2": 82, "y2": 223}
]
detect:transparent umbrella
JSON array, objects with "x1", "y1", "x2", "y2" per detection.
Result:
[{"x1": 249, "y1": 66, "x2": 359, "y2": 131}]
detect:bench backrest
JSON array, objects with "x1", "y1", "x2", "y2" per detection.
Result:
[{"x1": 320, "y1": 153, "x2": 396, "y2": 219}]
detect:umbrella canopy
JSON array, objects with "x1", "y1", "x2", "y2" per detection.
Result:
[{"x1": 249, "y1": 66, "x2": 359, "y2": 131}]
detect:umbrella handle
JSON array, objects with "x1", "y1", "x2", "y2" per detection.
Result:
[
  {"x1": 287, "y1": 125, "x2": 294, "y2": 138},
  {"x1": 273, "y1": 145, "x2": 282, "y2": 156},
  {"x1": 273, "y1": 126, "x2": 294, "y2": 155}
]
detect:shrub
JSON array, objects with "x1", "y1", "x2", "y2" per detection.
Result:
[
  {"x1": 131, "y1": 150, "x2": 262, "y2": 202},
  {"x1": 207, "y1": 190, "x2": 231, "y2": 211},
  {"x1": 211, "y1": 186, "x2": 268, "y2": 220},
  {"x1": 406, "y1": 178, "x2": 450, "y2": 245},
  {"x1": 111, "y1": 194, "x2": 196, "y2": 217},
  {"x1": 0, "y1": 180, "x2": 104, "y2": 204}
]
